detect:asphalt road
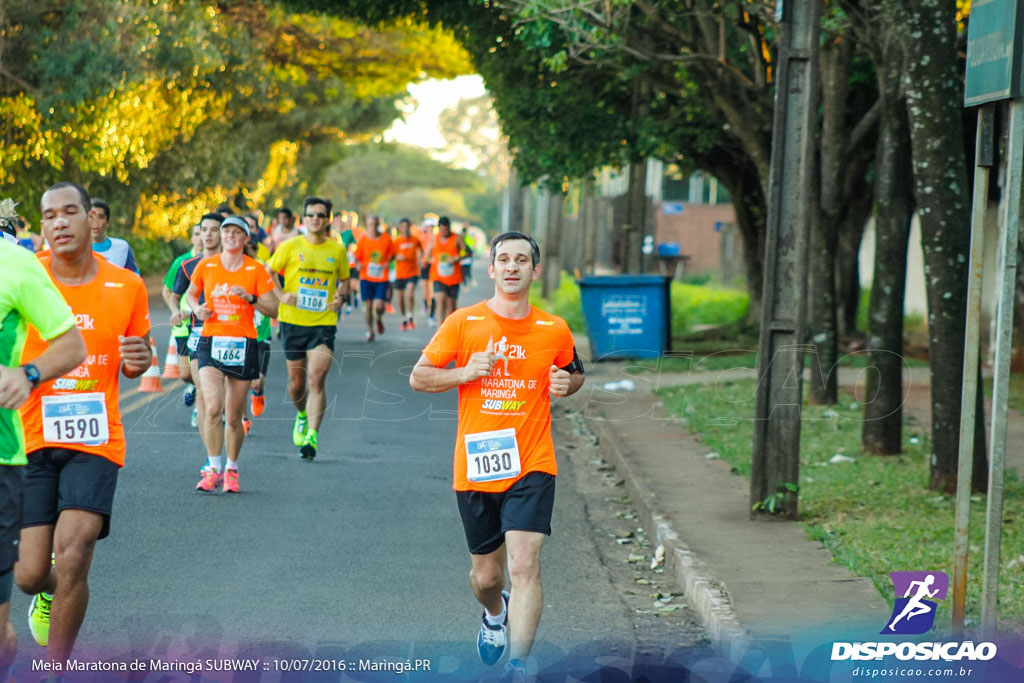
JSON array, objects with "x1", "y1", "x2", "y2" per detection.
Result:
[{"x1": 8, "y1": 264, "x2": 709, "y2": 681}]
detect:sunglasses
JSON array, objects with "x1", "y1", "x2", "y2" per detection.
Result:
[{"x1": 305, "y1": 212, "x2": 328, "y2": 219}]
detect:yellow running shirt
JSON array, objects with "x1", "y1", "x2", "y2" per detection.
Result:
[{"x1": 267, "y1": 235, "x2": 350, "y2": 327}]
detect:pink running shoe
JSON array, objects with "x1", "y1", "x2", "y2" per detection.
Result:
[
  {"x1": 223, "y1": 468, "x2": 240, "y2": 493},
  {"x1": 196, "y1": 468, "x2": 222, "y2": 492}
]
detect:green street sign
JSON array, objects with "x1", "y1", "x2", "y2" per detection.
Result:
[{"x1": 965, "y1": 0, "x2": 1024, "y2": 106}]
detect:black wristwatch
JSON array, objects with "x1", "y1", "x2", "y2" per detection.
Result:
[
  {"x1": 21, "y1": 364, "x2": 41, "y2": 389},
  {"x1": 247, "y1": 293, "x2": 257, "y2": 304}
]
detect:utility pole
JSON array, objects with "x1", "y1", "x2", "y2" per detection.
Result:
[
  {"x1": 955, "y1": 0, "x2": 1024, "y2": 635},
  {"x1": 749, "y1": 0, "x2": 821, "y2": 519}
]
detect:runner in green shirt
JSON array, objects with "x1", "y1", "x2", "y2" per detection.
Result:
[
  {"x1": 161, "y1": 223, "x2": 202, "y2": 410},
  {"x1": 0, "y1": 238, "x2": 86, "y2": 680}
]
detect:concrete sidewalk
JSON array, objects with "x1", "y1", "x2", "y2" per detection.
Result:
[{"x1": 558, "y1": 360, "x2": 893, "y2": 661}]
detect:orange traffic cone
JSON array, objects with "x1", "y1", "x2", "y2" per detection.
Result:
[
  {"x1": 162, "y1": 338, "x2": 180, "y2": 379},
  {"x1": 139, "y1": 338, "x2": 163, "y2": 392}
]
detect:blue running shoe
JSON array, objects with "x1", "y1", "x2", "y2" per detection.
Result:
[
  {"x1": 476, "y1": 590, "x2": 510, "y2": 666},
  {"x1": 183, "y1": 385, "x2": 196, "y2": 407}
]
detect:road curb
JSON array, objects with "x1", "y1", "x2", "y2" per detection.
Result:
[{"x1": 584, "y1": 413, "x2": 752, "y2": 662}]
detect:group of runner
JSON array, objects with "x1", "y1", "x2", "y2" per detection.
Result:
[{"x1": 0, "y1": 185, "x2": 583, "y2": 681}]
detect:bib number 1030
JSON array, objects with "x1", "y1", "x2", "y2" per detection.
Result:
[{"x1": 464, "y1": 428, "x2": 521, "y2": 483}]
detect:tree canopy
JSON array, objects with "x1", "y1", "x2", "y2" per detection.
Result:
[{"x1": 0, "y1": 0, "x2": 472, "y2": 236}]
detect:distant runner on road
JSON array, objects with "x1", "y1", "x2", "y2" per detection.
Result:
[
  {"x1": 393, "y1": 218, "x2": 423, "y2": 331},
  {"x1": 188, "y1": 216, "x2": 277, "y2": 493},
  {"x1": 88, "y1": 198, "x2": 139, "y2": 274},
  {"x1": 266, "y1": 196, "x2": 350, "y2": 460},
  {"x1": 353, "y1": 215, "x2": 394, "y2": 343},
  {"x1": 410, "y1": 231, "x2": 585, "y2": 679},
  {"x1": 425, "y1": 216, "x2": 466, "y2": 325}
]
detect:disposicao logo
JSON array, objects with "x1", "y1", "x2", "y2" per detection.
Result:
[
  {"x1": 883, "y1": 571, "x2": 948, "y2": 635},
  {"x1": 830, "y1": 570, "x2": 997, "y2": 663}
]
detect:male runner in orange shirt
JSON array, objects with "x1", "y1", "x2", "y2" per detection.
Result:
[
  {"x1": 353, "y1": 215, "x2": 394, "y2": 342},
  {"x1": 393, "y1": 218, "x2": 423, "y2": 331},
  {"x1": 16, "y1": 182, "x2": 152, "y2": 664},
  {"x1": 410, "y1": 231, "x2": 585, "y2": 678}
]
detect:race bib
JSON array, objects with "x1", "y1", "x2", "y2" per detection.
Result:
[
  {"x1": 187, "y1": 327, "x2": 201, "y2": 353},
  {"x1": 438, "y1": 260, "x2": 455, "y2": 278},
  {"x1": 211, "y1": 337, "x2": 246, "y2": 366},
  {"x1": 297, "y1": 286, "x2": 328, "y2": 312},
  {"x1": 465, "y1": 428, "x2": 521, "y2": 483},
  {"x1": 366, "y1": 262, "x2": 385, "y2": 279},
  {"x1": 42, "y1": 393, "x2": 110, "y2": 446}
]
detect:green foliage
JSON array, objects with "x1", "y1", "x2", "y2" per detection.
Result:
[
  {"x1": 121, "y1": 233, "x2": 176, "y2": 277},
  {"x1": 753, "y1": 482, "x2": 799, "y2": 515},
  {"x1": 670, "y1": 284, "x2": 750, "y2": 335},
  {"x1": 1, "y1": 0, "x2": 473, "y2": 235},
  {"x1": 319, "y1": 143, "x2": 483, "y2": 213},
  {"x1": 528, "y1": 274, "x2": 748, "y2": 338},
  {"x1": 656, "y1": 379, "x2": 1024, "y2": 628},
  {"x1": 529, "y1": 273, "x2": 585, "y2": 331}
]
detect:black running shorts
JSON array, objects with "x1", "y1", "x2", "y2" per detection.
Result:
[
  {"x1": 393, "y1": 276, "x2": 418, "y2": 291},
  {"x1": 258, "y1": 341, "x2": 271, "y2": 377},
  {"x1": 455, "y1": 472, "x2": 556, "y2": 555},
  {"x1": 174, "y1": 334, "x2": 189, "y2": 358},
  {"x1": 280, "y1": 322, "x2": 336, "y2": 362},
  {"x1": 432, "y1": 281, "x2": 460, "y2": 300},
  {"x1": 0, "y1": 466, "x2": 23, "y2": 572},
  {"x1": 197, "y1": 335, "x2": 260, "y2": 381},
  {"x1": 22, "y1": 448, "x2": 119, "y2": 540}
]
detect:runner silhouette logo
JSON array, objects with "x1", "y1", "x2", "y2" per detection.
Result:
[{"x1": 882, "y1": 571, "x2": 949, "y2": 635}]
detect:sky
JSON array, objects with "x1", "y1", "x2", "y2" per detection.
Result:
[{"x1": 383, "y1": 75, "x2": 487, "y2": 149}]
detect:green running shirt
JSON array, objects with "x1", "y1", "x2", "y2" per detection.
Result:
[{"x1": 0, "y1": 241, "x2": 76, "y2": 465}]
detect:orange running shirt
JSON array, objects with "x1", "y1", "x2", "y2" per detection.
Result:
[
  {"x1": 354, "y1": 233, "x2": 394, "y2": 283},
  {"x1": 429, "y1": 233, "x2": 462, "y2": 286},
  {"x1": 20, "y1": 254, "x2": 151, "y2": 467},
  {"x1": 422, "y1": 301, "x2": 576, "y2": 493},
  {"x1": 393, "y1": 236, "x2": 422, "y2": 280},
  {"x1": 191, "y1": 254, "x2": 274, "y2": 339}
]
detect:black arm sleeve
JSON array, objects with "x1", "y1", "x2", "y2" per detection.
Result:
[{"x1": 559, "y1": 346, "x2": 585, "y2": 375}]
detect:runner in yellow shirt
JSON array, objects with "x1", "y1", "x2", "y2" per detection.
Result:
[{"x1": 266, "y1": 197, "x2": 351, "y2": 460}]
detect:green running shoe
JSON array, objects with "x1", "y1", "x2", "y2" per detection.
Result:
[
  {"x1": 300, "y1": 428, "x2": 318, "y2": 460},
  {"x1": 292, "y1": 413, "x2": 308, "y2": 447},
  {"x1": 28, "y1": 592, "x2": 52, "y2": 646}
]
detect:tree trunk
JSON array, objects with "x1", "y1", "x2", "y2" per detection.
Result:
[
  {"x1": 807, "y1": 35, "x2": 853, "y2": 406},
  {"x1": 624, "y1": 159, "x2": 647, "y2": 273},
  {"x1": 862, "y1": 42, "x2": 914, "y2": 454},
  {"x1": 505, "y1": 166, "x2": 523, "y2": 232},
  {"x1": 544, "y1": 191, "x2": 564, "y2": 297},
  {"x1": 836, "y1": 174, "x2": 873, "y2": 338},
  {"x1": 900, "y1": 0, "x2": 972, "y2": 492},
  {"x1": 581, "y1": 176, "x2": 597, "y2": 274},
  {"x1": 705, "y1": 148, "x2": 765, "y2": 328}
]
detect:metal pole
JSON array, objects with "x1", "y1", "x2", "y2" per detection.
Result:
[
  {"x1": 981, "y1": 99, "x2": 1023, "y2": 636},
  {"x1": 750, "y1": 0, "x2": 821, "y2": 518},
  {"x1": 952, "y1": 105, "x2": 994, "y2": 633}
]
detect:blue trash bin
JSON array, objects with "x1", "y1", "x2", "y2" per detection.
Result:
[{"x1": 578, "y1": 275, "x2": 671, "y2": 359}]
